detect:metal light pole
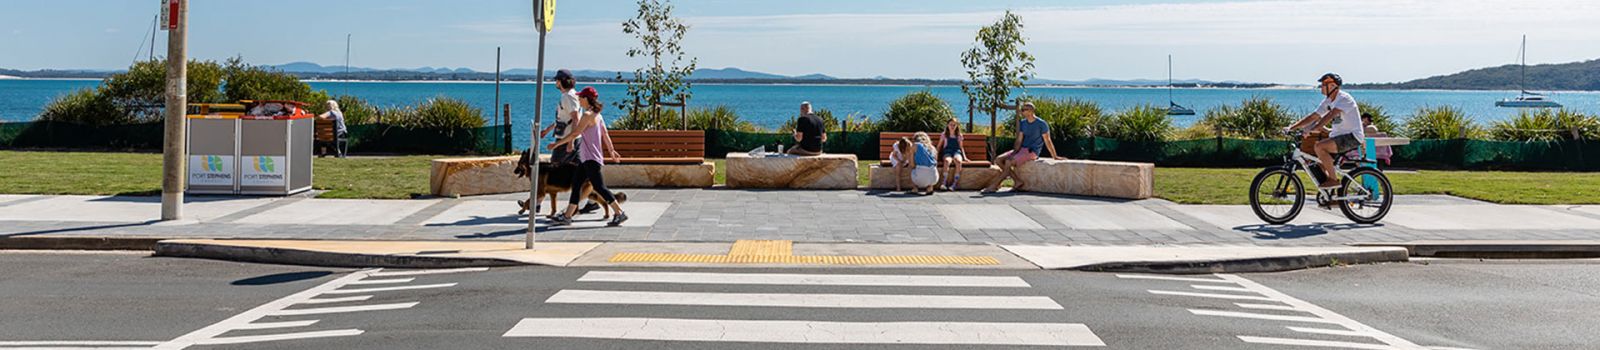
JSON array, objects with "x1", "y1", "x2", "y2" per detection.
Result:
[
  {"x1": 160, "y1": 0, "x2": 187, "y2": 220},
  {"x1": 528, "y1": 0, "x2": 555, "y2": 249}
]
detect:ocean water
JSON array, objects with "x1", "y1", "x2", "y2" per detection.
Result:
[{"x1": 5, "y1": 79, "x2": 1599, "y2": 149}]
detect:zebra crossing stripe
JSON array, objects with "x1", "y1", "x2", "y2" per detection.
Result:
[
  {"x1": 577, "y1": 271, "x2": 1031, "y2": 287},
  {"x1": 545, "y1": 289, "x2": 1064, "y2": 309},
  {"x1": 503, "y1": 318, "x2": 1105, "y2": 346}
]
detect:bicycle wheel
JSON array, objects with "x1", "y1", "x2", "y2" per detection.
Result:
[
  {"x1": 1250, "y1": 166, "x2": 1304, "y2": 225},
  {"x1": 1338, "y1": 168, "x2": 1393, "y2": 224}
]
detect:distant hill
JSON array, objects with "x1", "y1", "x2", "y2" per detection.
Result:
[{"x1": 1356, "y1": 59, "x2": 1600, "y2": 91}]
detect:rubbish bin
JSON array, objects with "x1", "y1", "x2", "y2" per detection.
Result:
[{"x1": 186, "y1": 101, "x2": 314, "y2": 196}]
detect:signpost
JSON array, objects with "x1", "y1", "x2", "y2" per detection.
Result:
[
  {"x1": 528, "y1": 0, "x2": 555, "y2": 249},
  {"x1": 160, "y1": 0, "x2": 186, "y2": 220}
]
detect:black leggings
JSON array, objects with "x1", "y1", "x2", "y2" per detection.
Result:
[{"x1": 569, "y1": 160, "x2": 616, "y2": 205}]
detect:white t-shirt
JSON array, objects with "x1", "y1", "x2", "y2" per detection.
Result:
[
  {"x1": 1318, "y1": 90, "x2": 1364, "y2": 140},
  {"x1": 553, "y1": 90, "x2": 581, "y2": 138}
]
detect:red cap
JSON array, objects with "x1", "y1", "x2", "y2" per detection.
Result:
[{"x1": 577, "y1": 87, "x2": 598, "y2": 98}]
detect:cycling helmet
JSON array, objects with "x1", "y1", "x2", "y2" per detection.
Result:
[{"x1": 1318, "y1": 73, "x2": 1343, "y2": 86}]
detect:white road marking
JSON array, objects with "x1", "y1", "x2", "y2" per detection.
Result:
[
  {"x1": 233, "y1": 320, "x2": 320, "y2": 330},
  {"x1": 191, "y1": 330, "x2": 365, "y2": 346},
  {"x1": 322, "y1": 283, "x2": 457, "y2": 295},
  {"x1": 270, "y1": 302, "x2": 420, "y2": 316},
  {"x1": 502, "y1": 318, "x2": 1106, "y2": 346},
  {"x1": 577, "y1": 271, "x2": 1032, "y2": 287},
  {"x1": 1287, "y1": 326, "x2": 1375, "y2": 337},
  {"x1": 348, "y1": 278, "x2": 415, "y2": 285},
  {"x1": 1238, "y1": 335, "x2": 1393, "y2": 350},
  {"x1": 1148, "y1": 290, "x2": 1277, "y2": 301},
  {"x1": 369, "y1": 267, "x2": 489, "y2": 277},
  {"x1": 0, "y1": 347, "x2": 152, "y2": 350},
  {"x1": 300, "y1": 295, "x2": 374, "y2": 304},
  {"x1": 0, "y1": 341, "x2": 162, "y2": 346},
  {"x1": 1189, "y1": 309, "x2": 1341, "y2": 324},
  {"x1": 1235, "y1": 303, "x2": 1302, "y2": 311},
  {"x1": 545, "y1": 290, "x2": 1064, "y2": 310},
  {"x1": 1191, "y1": 284, "x2": 1254, "y2": 293},
  {"x1": 1217, "y1": 274, "x2": 1429, "y2": 350},
  {"x1": 1116, "y1": 274, "x2": 1235, "y2": 284},
  {"x1": 155, "y1": 271, "x2": 375, "y2": 349}
]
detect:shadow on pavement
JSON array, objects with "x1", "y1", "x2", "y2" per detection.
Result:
[
  {"x1": 0, "y1": 221, "x2": 160, "y2": 238},
  {"x1": 1236, "y1": 222, "x2": 1383, "y2": 240},
  {"x1": 231, "y1": 271, "x2": 333, "y2": 286}
]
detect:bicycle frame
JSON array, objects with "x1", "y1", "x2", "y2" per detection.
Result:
[{"x1": 1275, "y1": 138, "x2": 1380, "y2": 204}]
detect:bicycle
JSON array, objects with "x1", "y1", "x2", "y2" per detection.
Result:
[{"x1": 1249, "y1": 130, "x2": 1393, "y2": 225}]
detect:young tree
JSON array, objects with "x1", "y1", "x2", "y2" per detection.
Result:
[
  {"x1": 616, "y1": 0, "x2": 697, "y2": 125},
  {"x1": 960, "y1": 11, "x2": 1035, "y2": 126}
]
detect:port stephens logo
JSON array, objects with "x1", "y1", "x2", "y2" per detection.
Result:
[
  {"x1": 253, "y1": 156, "x2": 275, "y2": 173},
  {"x1": 205, "y1": 155, "x2": 224, "y2": 172}
]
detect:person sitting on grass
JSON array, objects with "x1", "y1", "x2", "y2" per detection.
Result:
[
  {"x1": 938, "y1": 117, "x2": 968, "y2": 191},
  {"x1": 908, "y1": 132, "x2": 941, "y2": 195},
  {"x1": 787, "y1": 102, "x2": 827, "y2": 156},
  {"x1": 982, "y1": 102, "x2": 1063, "y2": 194}
]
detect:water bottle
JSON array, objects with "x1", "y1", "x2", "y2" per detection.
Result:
[{"x1": 777, "y1": 144, "x2": 785, "y2": 155}]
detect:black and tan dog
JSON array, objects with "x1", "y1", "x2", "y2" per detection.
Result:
[{"x1": 515, "y1": 150, "x2": 627, "y2": 219}]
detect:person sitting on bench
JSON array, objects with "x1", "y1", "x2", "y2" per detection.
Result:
[{"x1": 787, "y1": 102, "x2": 827, "y2": 156}]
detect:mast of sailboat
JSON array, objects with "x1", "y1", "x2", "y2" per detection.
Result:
[
  {"x1": 344, "y1": 34, "x2": 352, "y2": 76},
  {"x1": 1519, "y1": 35, "x2": 1526, "y2": 95},
  {"x1": 1168, "y1": 55, "x2": 1174, "y2": 105}
]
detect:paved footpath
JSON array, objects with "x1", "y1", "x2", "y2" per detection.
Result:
[{"x1": 3, "y1": 190, "x2": 1600, "y2": 245}]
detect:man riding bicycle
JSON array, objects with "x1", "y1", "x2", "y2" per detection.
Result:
[{"x1": 1285, "y1": 73, "x2": 1364, "y2": 189}]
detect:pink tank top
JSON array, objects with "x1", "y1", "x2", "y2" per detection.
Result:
[{"x1": 578, "y1": 113, "x2": 606, "y2": 164}]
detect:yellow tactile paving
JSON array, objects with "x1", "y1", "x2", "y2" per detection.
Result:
[
  {"x1": 607, "y1": 240, "x2": 1001, "y2": 266},
  {"x1": 727, "y1": 240, "x2": 793, "y2": 256}
]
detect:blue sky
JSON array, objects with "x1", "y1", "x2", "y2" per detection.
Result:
[{"x1": 3, "y1": 0, "x2": 1598, "y2": 84}]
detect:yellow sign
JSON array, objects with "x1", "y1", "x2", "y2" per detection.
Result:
[{"x1": 535, "y1": 0, "x2": 556, "y2": 32}]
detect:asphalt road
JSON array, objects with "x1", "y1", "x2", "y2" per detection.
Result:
[{"x1": 1, "y1": 252, "x2": 1596, "y2": 350}]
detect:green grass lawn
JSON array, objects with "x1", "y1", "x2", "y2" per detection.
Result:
[
  {"x1": 5, "y1": 150, "x2": 1598, "y2": 204},
  {"x1": 0, "y1": 151, "x2": 435, "y2": 199}
]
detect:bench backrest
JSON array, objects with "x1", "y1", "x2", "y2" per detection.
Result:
[
  {"x1": 314, "y1": 118, "x2": 335, "y2": 142},
  {"x1": 877, "y1": 132, "x2": 988, "y2": 162},
  {"x1": 607, "y1": 130, "x2": 706, "y2": 159}
]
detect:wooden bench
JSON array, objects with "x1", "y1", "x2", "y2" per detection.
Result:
[
  {"x1": 875, "y1": 132, "x2": 992, "y2": 167},
  {"x1": 867, "y1": 132, "x2": 1001, "y2": 190},
  {"x1": 313, "y1": 117, "x2": 346, "y2": 157},
  {"x1": 573, "y1": 130, "x2": 714, "y2": 188}
]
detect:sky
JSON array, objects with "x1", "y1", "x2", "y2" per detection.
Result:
[{"x1": 3, "y1": 0, "x2": 1598, "y2": 84}]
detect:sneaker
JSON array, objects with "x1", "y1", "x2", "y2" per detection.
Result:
[
  {"x1": 578, "y1": 202, "x2": 602, "y2": 214},
  {"x1": 607, "y1": 212, "x2": 629, "y2": 227},
  {"x1": 549, "y1": 213, "x2": 573, "y2": 226}
]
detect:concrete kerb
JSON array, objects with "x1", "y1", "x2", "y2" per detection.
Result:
[
  {"x1": 1350, "y1": 240, "x2": 1600, "y2": 259},
  {"x1": 1000, "y1": 245, "x2": 1411, "y2": 274},
  {"x1": 154, "y1": 240, "x2": 532, "y2": 269},
  {"x1": 152, "y1": 239, "x2": 605, "y2": 269},
  {"x1": 0, "y1": 236, "x2": 168, "y2": 251}
]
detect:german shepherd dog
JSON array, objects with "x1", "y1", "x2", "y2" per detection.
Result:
[{"x1": 514, "y1": 150, "x2": 627, "y2": 219}]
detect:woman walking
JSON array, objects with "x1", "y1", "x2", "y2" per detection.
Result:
[
  {"x1": 937, "y1": 118, "x2": 967, "y2": 190},
  {"x1": 546, "y1": 87, "x2": 628, "y2": 226}
]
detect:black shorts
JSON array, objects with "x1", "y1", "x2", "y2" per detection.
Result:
[{"x1": 1332, "y1": 134, "x2": 1362, "y2": 154}]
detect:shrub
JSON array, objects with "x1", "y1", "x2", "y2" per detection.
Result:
[
  {"x1": 878, "y1": 90, "x2": 957, "y2": 133},
  {"x1": 332, "y1": 95, "x2": 378, "y2": 125},
  {"x1": 1358, "y1": 104, "x2": 1400, "y2": 135},
  {"x1": 384, "y1": 96, "x2": 485, "y2": 129},
  {"x1": 1004, "y1": 97, "x2": 1101, "y2": 139},
  {"x1": 687, "y1": 105, "x2": 757, "y2": 132},
  {"x1": 779, "y1": 109, "x2": 839, "y2": 134},
  {"x1": 222, "y1": 57, "x2": 328, "y2": 109},
  {"x1": 610, "y1": 106, "x2": 681, "y2": 131},
  {"x1": 1189, "y1": 96, "x2": 1294, "y2": 139},
  {"x1": 1489, "y1": 109, "x2": 1600, "y2": 142},
  {"x1": 1402, "y1": 106, "x2": 1481, "y2": 139},
  {"x1": 96, "y1": 59, "x2": 225, "y2": 121},
  {"x1": 36, "y1": 88, "x2": 135, "y2": 126},
  {"x1": 1099, "y1": 104, "x2": 1174, "y2": 142}
]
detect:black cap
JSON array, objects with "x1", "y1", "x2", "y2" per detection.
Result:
[
  {"x1": 554, "y1": 69, "x2": 574, "y2": 81},
  {"x1": 1318, "y1": 73, "x2": 1342, "y2": 86}
]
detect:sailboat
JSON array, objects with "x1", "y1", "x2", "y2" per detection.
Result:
[
  {"x1": 1166, "y1": 55, "x2": 1196, "y2": 116},
  {"x1": 1496, "y1": 35, "x2": 1562, "y2": 108}
]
